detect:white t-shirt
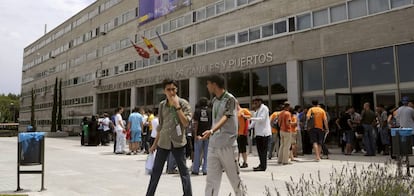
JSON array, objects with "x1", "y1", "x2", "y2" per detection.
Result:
[
  {"x1": 151, "y1": 117, "x2": 159, "y2": 138},
  {"x1": 115, "y1": 114, "x2": 124, "y2": 131},
  {"x1": 102, "y1": 117, "x2": 111, "y2": 131}
]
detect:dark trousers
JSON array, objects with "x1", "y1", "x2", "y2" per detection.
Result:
[
  {"x1": 113, "y1": 132, "x2": 117, "y2": 153},
  {"x1": 256, "y1": 136, "x2": 269, "y2": 169},
  {"x1": 146, "y1": 146, "x2": 192, "y2": 196}
]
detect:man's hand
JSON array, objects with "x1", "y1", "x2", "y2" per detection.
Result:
[
  {"x1": 195, "y1": 135, "x2": 203, "y2": 140},
  {"x1": 168, "y1": 95, "x2": 180, "y2": 108},
  {"x1": 149, "y1": 145, "x2": 157, "y2": 153},
  {"x1": 201, "y1": 130, "x2": 212, "y2": 140}
]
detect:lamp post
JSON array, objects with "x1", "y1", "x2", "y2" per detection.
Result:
[{"x1": 10, "y1": 103, "x2": 15, "y2": 122}]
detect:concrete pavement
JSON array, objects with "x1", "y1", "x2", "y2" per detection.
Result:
[{"x1": 0, "y1": 136, "x2": 391, "y2": 196}]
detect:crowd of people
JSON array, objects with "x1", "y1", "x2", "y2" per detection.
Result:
[{"x1": 79, "y1": 74, "x2": 414, "y2": 196}]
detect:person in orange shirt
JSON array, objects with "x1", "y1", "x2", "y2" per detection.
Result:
[
  {"x1": 306, "y1": 100, "x2": 329, "y2": 161},
  {"x1": 269, "y1": 109, "x2": 281, "y2": 160},
  {"x1": 289, "y1": 110, "x2": 298, "y2": 161},
  {"x1": 277, "y1": 102, "x2": 292, "y2": 165},
  {"x1": 237, "y1": 103, "x2": 251, "y2": 168}
]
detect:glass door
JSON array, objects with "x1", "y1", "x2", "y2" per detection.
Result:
[
  {"x1": 374, "y1": 91, "x2": 397, "y2": 109},
  {"x1": 335, "y1": 93, "x2": 353, "y2": 116}
]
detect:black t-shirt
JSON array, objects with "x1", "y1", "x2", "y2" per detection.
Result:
[
  {"x1": 193, "y1": 107, "x2": 212, "y2": 136},
  {"x1": 339, "y1": 113, "x2": 351, "y2": 130}
]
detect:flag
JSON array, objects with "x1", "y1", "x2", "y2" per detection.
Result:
[
  {"x1": 142, "y1": 36, "x2": 160, "y2": 55},
  {"x1": 130, "y1": 41, "x2": 149, "y2": 59},
  {"x1": 138, "y1": 14, "x2": 149, "y2": 23},
  {"x1": 156, "y1": 31, "x2": 169, "y2": 50}
]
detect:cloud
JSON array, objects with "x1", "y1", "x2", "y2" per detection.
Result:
[{"x1": 0, "y1": 0, "x2": 95, "y2": 95}]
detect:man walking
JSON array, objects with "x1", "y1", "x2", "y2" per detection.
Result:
[
  {"x1": 192, "y1": 97, "x2": 212, "y2": 175},
  {"x1": 361, "y1": 102, "x2": 376, "y2": 156},
  {"x1": 307, "y1": 100, "x2": 329, "y2": 161},
  {"x1": 396, "y1": 97, "x2": 414, "y2": 130},
  {"x1": 146, "y1": 79, "x2": 192, "y2": 196},
  {"x1": 202, "y1": 74, "x2": 245, "y2": 196},
  {"x1": 250, "y1": 98, "x2": 272, "y2": 171},
  {"x1": 237, "y1": 103, "x2": 251, "y2": 168}
]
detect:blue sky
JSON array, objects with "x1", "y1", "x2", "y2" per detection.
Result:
[{"x1": 0, "y1": 0, "x2": 95, "y2": 95}]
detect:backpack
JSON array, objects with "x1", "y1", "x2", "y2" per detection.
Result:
[
  {"x1": 271, "y1": 113, "x2": 280, "y2": 130},
  {"x1": 306, "y1": 109, "x2": 315, "y2": 130}
]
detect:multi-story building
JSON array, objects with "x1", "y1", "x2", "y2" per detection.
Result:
[{"x1": 20, "y1": 0, "x2": 414, "y2": 132}]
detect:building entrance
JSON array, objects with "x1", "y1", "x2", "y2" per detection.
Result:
[{"x1": 335, "y1": 92, "x2": 374, "y2": 114}]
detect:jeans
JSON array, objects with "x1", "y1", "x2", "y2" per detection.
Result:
[
  {"x1": 193, "y1": 139, "x2": 209, "y2": 174},
  {"x1": 268, "y1": 133, "x2": 279, "y2": 158},
  {"x1": 167, "y1": 152, "x2": 177, "y2": 172},
  {"x1": 255, "y1": 136, "x2": 269, "y2": 169},
  {"x1": 362, "y1": 124, "x2": 376, "y2": 155},
  {"x1": 146, "y1": 146, "x2": 192, "y2": 196}
]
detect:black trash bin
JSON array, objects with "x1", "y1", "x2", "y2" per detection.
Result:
[{"x1": 391, "y1": 128, "x2": 413, "y2": 156}]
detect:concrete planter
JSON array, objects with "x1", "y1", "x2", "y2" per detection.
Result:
[{"x1": 45, "y1": 131, "x2": 69, "y2": 138}]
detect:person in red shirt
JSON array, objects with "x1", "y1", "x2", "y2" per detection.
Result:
[{"x1": 237, "y1": 104, "x2": 251, "y2": 168}]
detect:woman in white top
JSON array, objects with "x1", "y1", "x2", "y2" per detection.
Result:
[
  {"x1": 115, "y1": 107, "x2": 126, "y2": 154},
  {"x1": 149, "y1": 109, "x2": 159, "y2": 147}
]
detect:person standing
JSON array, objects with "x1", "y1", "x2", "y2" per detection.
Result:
[
  {"x1": 127, "y1": 107, "x2": 144, "y2": 155},
  {"x1": 237, "y1": 103, "x2": 251, "y2": 168},
  {"x1": 146, "y1": 109, "x2": 155, "y2": 153},
  {"x1": 306, "y1": 100, "x2": 329, "y2": 161},
  {"x1": 376, "y1": 104, "x2": 390, "y2": 155},
  {"x1": 277, "y1": 102, "x2": 292, "y2": 165},
  {"x1": 114, "y1": 107, "x2": 126, "y2": 154},
  {"x1": 192, "y1": 97, "x2": 212, "y2": 175},
  {"x1": 361, "y1": 102, "x2": 376, "y2": 156},
  {"x1": 250, "y1": 97, "x2": 272, "y2": 171},
  {"x1": 268, "y1": 109, "x2": 281, "y2": 160},
  {"x1": 395, "y1": 97, "x2": 414, "y2": 130},
  {"x1": 146, "y1": 79, "x2": 192, "y2": 196},
  {"x1": 101, "y1": 113, "x2": 111, "y2": 146},
  {"x1": 149, "y1": 109, "x2": 159, "y2": 147},
  {"x1": 141, "y1": 108, "x2": 149, "y2": 154},
  {"x1": 202, "y1": 74, "x2": 245, "y2": 196}
]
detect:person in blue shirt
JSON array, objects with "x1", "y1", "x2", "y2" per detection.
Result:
[{"x1": 127, "y1": 107, "x2": 144, "y2": 155}]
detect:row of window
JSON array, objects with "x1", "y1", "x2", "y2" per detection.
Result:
[
  {"x1": 301, "y1": 42, "x2": 414, "y2": 91},
  {"x1": 20, "y1": 96, "x2": 93, "y2": 112},
  {"x1": 24, "y1": 0, "x2": 122, "y2": 57}
]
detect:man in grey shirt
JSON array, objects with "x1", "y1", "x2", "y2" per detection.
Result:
[
  {"x1": 396, "y1": 97, "x2": 414, "y2": 130},
  {"x1": 202, "y1": 74, "x2": 245, "y2": 196}
]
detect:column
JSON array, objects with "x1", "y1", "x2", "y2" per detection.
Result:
[
  {"x1": 92, "y1": 93, "x2": 97, "y2": 115},
  {"x1": 189, "y1": 77, "x2": 198, "y2": 112},
  {"x1": 130, "y1": 87, "x2": 137, "y2": 113},
  {"x1": 286, "y1": 60, "x2": 300, "y2": 106}
]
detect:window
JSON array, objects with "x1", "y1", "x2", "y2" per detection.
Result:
[
  {"x1": 206, "y1": 39, "x2": 216, "y2": 52},
  {"x1": 162, "y1": 22, "x2": 170, "y2": 33},
  {"x1": 262, "y1": 23, "x2": 273, "y2": 38},
  {"x1": 351, "y1": 47, "x2": 395, "y2": 87},
  {"x1": 252, "y1": 67, "x2": 269, "y2": 96},
  {"x1": 206, "y1": 5, "x2": 215, "y2": 18},
  {"x1": 348, "y1": 0, "x2": 367, "y2": 19},
  {"x1": 177, "y1": 48, "x2": 184, "y2": 58},
  {"x1": 169, "y1": 50, "x2": 177, "y2": 61},
  {"x1": 288, "y1": 17, "x2": 295, "y2": 32},
  {"x1": 216, "y1": 36, "x2": 225, "y2": 49},
  {"x1": 324, "y1": 55, "x2": 349, "y2": 89},
  {"x1": 170, "y1": 19, "x2": 177, "y2": 31},
  {"x1": 162, "y1": 53, "x2": 169, "y2": 62},
  {"x1": 237, "y1": 0, "x2": 248, "y2": 6},
  {"x1": 137, "y1": 87, "x2": 145, "y2": 106},
  {"x1": 183, "y1": 46, "x2": 192, "y2": 57},
  {"x1": 227, "y1": 71, "x2": 250, "y2": 97},
  {"x1": 226, "y1": 34, "x2": 236, "y2": 47},
  {"x1": 302, "y1": 59, "x2": 323, "y2": 91},
  {"x1": 155, "y1": 25, "x2": 162, "y2": 35},
  {"x1": 397, "y1": 43, "x2": 414, "y2": 82},
  {"x1": 216, "y1": 1, "x2": 225, "y2": 14},
  {"x1": 270, "y1": 64, "x2": 287, "y2": 94},
  {"x1": 368, "y1": 0, "x2": 389, "y2": 14},
  {"x1": 297, "y1": 13, "x2": 311, "y2": 30},
  {"x1": 391, "y1": 0, "x2": 411, "y2": 8},
  {"x1": 196, "y1": 9, "x2": 206, "y2": 21},
  {"x1": 238, "y1": 31, "x2": 248, "y2": 43},
  {"x1": 330, "y1": 4, "x2": 347, "y2": 22},
  {"x1": 146, "y1": 86, "x2": 154, "y2": 105},
  {"x1": 249, "y1": 27, "x2": 261, "y2": 41},
  {"x1": 184, "y1": 14, "x2": 192, "y2": 25},
  {"x1": 177, "y1": 17, "x2": 184, "y2": 28},
  {"x1": 275, "y1": 21, "x2": 287, "y2": 34},
  {"x1": 313, "y1": 9, "x2": 329, "y2": 27},
  {"x1": 225, "y1": 0, "x2": 235, "y2": 10}
]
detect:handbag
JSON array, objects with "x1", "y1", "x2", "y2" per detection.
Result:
[
  {"x1": 145, "y1": 151, "x2": 156, "y2": 175},
  {"x1": 306, "y1": 110, "x2": 315, "y2": 130}
]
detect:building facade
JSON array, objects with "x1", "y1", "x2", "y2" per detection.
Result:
[{"x1": 20, "y1": 0, "x2": 414, "y2": 132}]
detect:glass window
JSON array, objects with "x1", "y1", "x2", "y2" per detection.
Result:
[
  {"x1": 146, "y1": 86, "x2": 154, "y2": 105},
  {"x1": 154, "y1": 84, "x2": 165, "y2": 104},
  {"x1": 110, "y1": 91, "x2": 119, "y2": 108},
  {"x1": 162, "y1": 22, "x2": 170, "y2": 33},
  {"x1": 324, "y1": 55, "x2": 348, "y2": 89},
  {"x1": 348, "y1": 0, "x2": 367, "y2": 19},
  {"x1": 391, "y1": 0, "x2": 411, "y2": 8},
  {"x1": 397, "y1": 43, "x2": 414, "y2": 82},
  {"x1": 177, "y1": 17, "x2": 184, "y2": 28},
  {"x1": 313, "y1": 9, "x2": 329, "y2": 27},
  {"x1": 162, "y1": 53, "x2": 169, "y2": 62},
  {"x1": 216, "y1": 1, "x2": 225, "y2": 14},
  {"x1": 227, "y1": 71, "x2": 250, "y2": 97},
  {"x1": 249, "y1": 27, "x2": 261, "y2": 41},
  {"x1": 226, "y1": 34, "x2": 236, "y2": 47},
  {"x1": 297, "y1": 13, "x2": 311, "y2": 30},
  {"x1": 351, "y1": 47, "x2": 395, "y2": 87},
  {"x1": 216, "y1": 36, "x2": 225, "y2": 49},
  {"x1": 196, "y1": 9, "x2": 206, "y2": 21},
  {"x1": 252, "y1": 67, "x2": 269, "y2": 96},
  {"x1": 225, "y1": 0, "x2": 235, "y2": 10},
  {"x1": 169, "y1": 50, "x2": 177, "y2": 61},
  {"x1": 302, "y1": 58, "x2": 323, "y2": 91},
  {"x1": 330, "y1": 4, "x2": 347, "y2": 22},
  {"x1": 206, "y1": 39, "x2": 216, "y2": 52},
  {"x1": 270, "y1": 64, "x2": 287, "y2": 94},
  {"x1": 238, "y1": 31, "x2": 248, "y2": 43},
  {"x1": 262, "y1": 23, "x2": 273, "y2": 38},
  {"x1": 237, "y1": 0, "x2": 248, "y2": 6},
  {"x1": 184, "y1": 14, "x2": 192, "y2": 25},
  {"x1": 170, "y1": 19, "x2": 177, "y2": 31},
  {"x1": 177, "y1": 48, "x2": 184, "y2": 58},
  {"x1": 179, "y1": 80, "x2": 189, "y2": 100},
  {"x1": 368, "y1": 0, "x2": 389, "y2": 14},
  {"x1": 196, "y1": 42, "x2": 206, "y2": 54},
  {"x1": 183, "y1": 46, "x2": 192, "y2": 57},
  {"x1": 275, "y1": 21, "x2": 287, "y2": 34},
  {"x1": 206, "y1": 5, "x2": 215, "y2": 18}
]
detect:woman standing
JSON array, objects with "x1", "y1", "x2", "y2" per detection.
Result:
[{"x1": 114, "y1": 107, "x2": 126, "y2": 154}]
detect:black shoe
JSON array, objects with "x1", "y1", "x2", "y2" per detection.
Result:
[
  {"x1": 191, "y1": 172, "x2": 198, "y2": 175},
  {"x1": 253, "y1": 167, "x2": 265, "y2": 171},
  {"x1": 203, "y1": 172, "x2": 207, "y2": 175},
  {"x1": 167, "y1": 169, "x2": 179, "y2": 174},
  {"x1": 240, "y1": 163, "x2": 248, "y2": 168}
]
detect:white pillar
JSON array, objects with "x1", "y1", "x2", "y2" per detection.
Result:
[
  {"x1": 286, "y1": 60, "x2": 300, "y2": 106},
  {"x1": 189, "y1": 77, "x2": 198, "y2": 112},
  {"x1": 130, "y1": 87, "x2": 136, "y2": 112},
  {"x1": 92, "y1": 93, "x2": 97, "y2": 115}
]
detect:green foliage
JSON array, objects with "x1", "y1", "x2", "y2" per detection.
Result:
[
  {"x1": 0, "y1": 93, "x2": 20, "y2": 122},
  {"x1": 266, "y1": 162, "x2": 414, "y2": 196}
]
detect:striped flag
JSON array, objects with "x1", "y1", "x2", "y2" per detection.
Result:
[
  {"x1": 142, "y1": 36, "x2": 160, "y2": 55},
  {"x1": 130, "y1": 40, "x2": 150, "y2": 59},
  {"x1": 156, "y1": 31, "x2": 168, "y2": 50}
]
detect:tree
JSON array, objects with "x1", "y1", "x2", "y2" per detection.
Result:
[
  {"x1": 51, "y1": 77, "x2": 58, "y2": 132},
  {"x1": 57, "y1": 78, "x2": 62, "y2": 131},
  {"x1": 31, "y1": 88, "x2": 36, "y2": 131}
]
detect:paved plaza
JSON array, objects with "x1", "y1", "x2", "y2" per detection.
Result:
[{"x1": 0, "y1": 136, "x2": 391, "y2": 196}]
